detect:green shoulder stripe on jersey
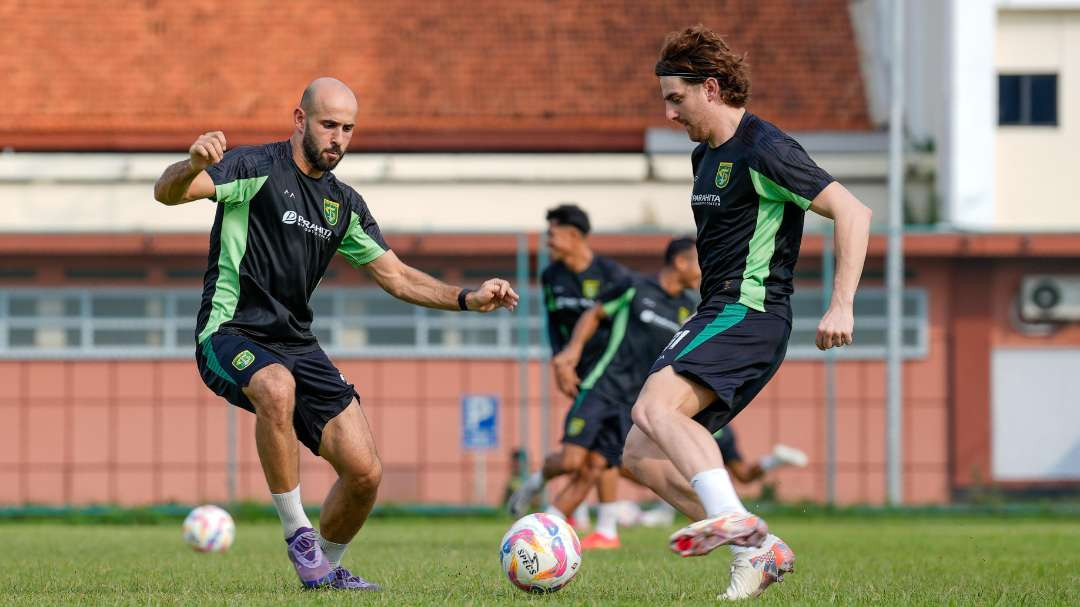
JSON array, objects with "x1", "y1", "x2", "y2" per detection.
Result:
[
  {"x1": 214, "y1": 175, "x2": 268, "y2": 207},
  {"x1": 580, "y1": 303, "x2": 630, "y2": 390},
  {"x1": 337, "y1": 210, "x2": 387, "y2": 267},
  {"x1": 197, "y1": 193, "x2": 255, "y2": 344},
  {"x1": 601, "y1": 287, "x2": 636, "y2": 317},
  {"x1": 675, "y1": 303, "x2": 747, "y2": 360},
  {"x1": 749, "y1": 168, "x2": 812, "y2": 210},
  {"x1": 738, "y1": 194, "x2": 785, "y2": 312},
  {"x1": 201, "y1": 340, "x2": 237, "y2": 386}
]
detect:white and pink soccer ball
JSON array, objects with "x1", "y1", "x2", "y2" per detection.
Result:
[
  {"x1": 500, "y1": 513, "x2": 582, "y2": 593},
  {"x1": 182, "y1": 505, "x2": 235, "y2": 553}
]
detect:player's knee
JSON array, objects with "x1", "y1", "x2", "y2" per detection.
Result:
[
  {"x1": 343, "y1": 458, "x2": 382, "y2": 496},
  {"x1": 561, "y1": 449, "x2": 585, "y2": 472},
  {"x1": 248, "y1": 367, "x2": 295, "y2": 427},
  {"x1": 630, "y1": 400, "x2": 658, "y2": 437}
]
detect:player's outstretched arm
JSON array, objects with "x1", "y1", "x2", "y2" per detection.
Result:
[
  {"x1": 551, "y1": 304, "x2": 606, "y2": 398},
  {"x1": 365, "y1": 250, "x2": 519, "y2": 312},
  {"x1": 153, "y1": 131, "x2": 225, "y2": 206},
  {"x1": 809, "y1": 181, "x2": 872, "y2": 350}
]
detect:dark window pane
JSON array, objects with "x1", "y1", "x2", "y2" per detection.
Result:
[
  {"x1": 367, "y1": 327, "x2": 416, "y2": 345},
  {"x1": 93, "y1": 329, "x2": 163, "y2": 346},
  {"x1": 177, "y1": 328, "x2": 197, "y2": 346},
  {"x1": 1029, "y1": 74, "x2": 1057, "y2": 125},
  {"x1": 999, "y1": 75, "x2": 1021, "y2": 124}
]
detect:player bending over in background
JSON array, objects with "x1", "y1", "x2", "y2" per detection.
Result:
[
  {"x1": 154, "y1": 77, "x2": 518, "y2": 591},
  {"x1": 619, "y1": 27, "x2": 872, "y2": 601}
]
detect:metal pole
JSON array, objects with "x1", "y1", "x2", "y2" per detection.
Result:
[
  {"x1": 886, "y1": 0, "x2": 905, "y2": 505},
  {"x1": 822, "y1": 227, "x2": 836, "y2": 505},
  {"x1": 226, "y1": 405, "x2": 237, "y2": 504},
  {"x1": 536, "y1": 230, "x2": 551, "y2": 504},
  {"x1": 516, "y1": 233, "x2": 531, "y2": 480}
]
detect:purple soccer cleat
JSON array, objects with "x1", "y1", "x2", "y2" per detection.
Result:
[
  {"x1": 285, "y1": 527, "x2": 333, "y2": 588},
  {"x1": 329, "y1": 566, "x2": 382, "y2": 591}
]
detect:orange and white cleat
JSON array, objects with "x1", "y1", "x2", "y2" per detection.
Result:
[
  {"x1": 720, "y1": 534, "x2": 795, "y2": 600},
  {"x1": 668, "y1": 512, "x2": 769, "y2": 557},
  {"x1": 579, "y1": 531, "x2": 621, "y2": 550}
]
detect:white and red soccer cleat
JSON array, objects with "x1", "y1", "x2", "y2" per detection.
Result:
[
  {"x1": 720, "y1": 534, "x2": 795, "y2": 600},
  {"x1": 668, "y1": 512, "x2": 769, "y2": 557}
]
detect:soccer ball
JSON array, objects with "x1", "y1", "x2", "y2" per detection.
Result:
[
  {"x1": 500, "y1": 513, "x2": 582, "y2": 593},
  {"x1": 182, "y1": 505, "x2": 235, "y2": 553}
]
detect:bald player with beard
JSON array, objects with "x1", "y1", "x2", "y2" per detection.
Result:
[{"x1": 154, "y1": 78, "x2": 519, "y2": 591}]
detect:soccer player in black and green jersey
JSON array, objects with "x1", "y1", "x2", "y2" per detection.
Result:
[
  {"x1": 507, "y1": 204, "x2": 631, "y2": 525},
  {"x1": 153, "y1": 78, "x2": 518, "y2": 591},
  {"x1": 549, "y1": 237, "x2": 700, "y2": 550},
  {"x1": 619, "y1": 28, "x2": 872, "y2": 600}
]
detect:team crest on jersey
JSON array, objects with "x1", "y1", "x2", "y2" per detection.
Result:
[
  {"x1": 567, "y1": 417, "x2": 586, "y2": 437},
  {"x1": 715, "y1": 162, "x2": 734, "y2": 189},
  {"x1": 582, "y1": 279, "x2": 600, "y2": 299},
  {"x1": 232, "y1": 350, "x2": 255, "y2": 371},
  {"x1": 678, "y1": 306, "x2": 691, "y2": 323},
  {"x1": 323, "y1": 198, "x2": 341, "y2": 226}
]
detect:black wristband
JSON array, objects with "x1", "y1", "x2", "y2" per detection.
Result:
[{"x1": 458, "y1": 288, "x2": 473, "y2": 311}]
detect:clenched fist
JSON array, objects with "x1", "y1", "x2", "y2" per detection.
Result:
[{"x1": 189, "y1": 131, "x2": 227, "y2": 172}]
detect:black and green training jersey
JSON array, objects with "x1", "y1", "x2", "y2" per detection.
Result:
[
  {"x1": 583, "y1": 273, "x2": 697, "y2": 404},
  {"x1": 541, "y1": 255, "x2": 630, "y2": 378},
  {"x1": 690, "y1": 112, "x2": 833, "y2": 320},
  {"x1": 195, "y1": 141, "x2": 389, "y2": 353}
]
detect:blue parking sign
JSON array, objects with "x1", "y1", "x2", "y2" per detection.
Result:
[{"x1": 462, "y1": 395, "x2": 499, "y2": 451}]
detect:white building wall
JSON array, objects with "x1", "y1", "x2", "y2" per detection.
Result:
[{"x1": 995, "y1": 9, "x2": 1080, "y2": 228}]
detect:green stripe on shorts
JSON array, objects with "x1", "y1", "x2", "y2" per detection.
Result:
[{"x1": 675, "y1": 303, "x2": 748, "y2": 361}]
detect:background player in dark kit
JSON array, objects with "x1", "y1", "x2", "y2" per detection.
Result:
[
  {"x1": 506, "y1": 204, "x2": 631, "y2": 526},
  {"x1": 548, "y1": 237, "x2": 700, "y2": 549}
]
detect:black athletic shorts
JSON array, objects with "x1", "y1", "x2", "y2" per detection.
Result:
[
  {"x1": 195, "y1": 332, "x2": 357, "y2": 456},
  {"x1": 560, "y1": 389, "x2": 632, "y2": 467},
  {"x1": 649, "y1": 299, "x2": 790, "y2": 434}
]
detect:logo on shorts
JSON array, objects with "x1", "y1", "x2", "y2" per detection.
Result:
[
  {"x1": 582, "y1": 279, "x2": 600, "y2": 300},
  {"x1": 323, "y1": 198, "x2": 341, "y2": 226},
  {"x1": 567, "y1": 417, "x2": 586, "y2": 437},
  {"x1": 715, "y1": 162, "x2": 733, "y2": 189},
  {"x1": 232, "y1": 350, "x2": 255, "y2": 371}
]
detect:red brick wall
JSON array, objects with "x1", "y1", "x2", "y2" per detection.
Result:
[{"x1": 1, "y1": 0, "x2": 870, "y2": 151}]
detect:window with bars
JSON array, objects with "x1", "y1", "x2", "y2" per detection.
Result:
[{"x1": 0, "y1": 287, "x2": 926, "y2": 360}]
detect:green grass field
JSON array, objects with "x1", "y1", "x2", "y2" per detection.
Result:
[{"x1": 5, "y1": 516, "x2": 1080, "y2": 605}]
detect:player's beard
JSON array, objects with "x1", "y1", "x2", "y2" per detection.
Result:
[{"x1": 302, "y1": 128, "x2": 344, "y2": 172}]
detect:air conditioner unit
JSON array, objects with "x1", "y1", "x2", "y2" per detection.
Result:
[{"x1": 1020, "y1": 275, "x2": 1080, "y2": 322}]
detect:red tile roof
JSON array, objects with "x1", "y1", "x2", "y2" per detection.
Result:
[{"x1": 0, "y1": 0, "x2": 869, "y2": 151}]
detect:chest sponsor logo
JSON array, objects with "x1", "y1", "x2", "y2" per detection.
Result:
[
  {"x1": 639, "y1": 309, "x2": 682, "y2": 333},
  {"x1": 582, "y1": 279, "x2": 600, "y2": 299},
  {"x1": 323, "y1": 198, "x2": 341, "y2": 226},
  {"x1": 281, "y1": 210, "x2": 332, "y2": 241},
  {"x1": 715, "y1": 162, "x2": 734, "y2": 189},
  {"x1": 232, "y1": 350, "x2": 255, "y2": 371}
]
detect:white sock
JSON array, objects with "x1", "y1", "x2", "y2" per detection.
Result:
[
  {"x1": 270, "y1": 484, "x2": 312, "y2": 538},
  {"x1": 572, "y1": 501, "x2": 591, "y2": 527},
  {"x1": 596, "y1": 502, "x2": 619, "y2": 538},
  {"x1": 318, "y1": 533, "x2": 349, "y2": 568},
  {"x1": 524, "y1": 471, "x2": 545, "y2": 493},
  {"x1": 690, "y1": 467, "x2": 747, "y2": 517},
  {"x1": 759, "y1": 454, "x2": 780, "y2": 471},
  {"x1": 544, "y1": 505, "x2": 565, "y2": 519}
]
